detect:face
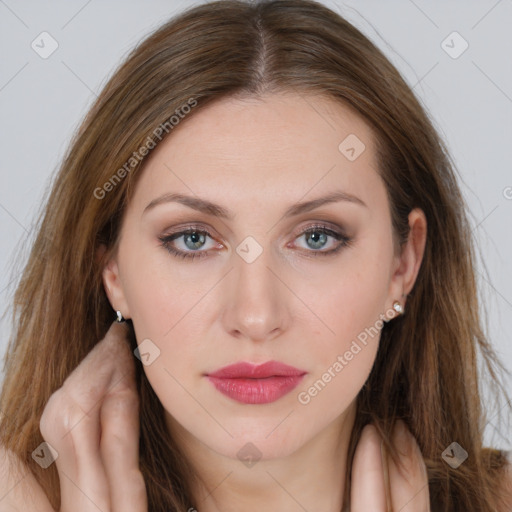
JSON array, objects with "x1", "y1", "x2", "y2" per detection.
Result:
[{"x1": 103, "y1": 92, "x2": 411, "y2": 462}]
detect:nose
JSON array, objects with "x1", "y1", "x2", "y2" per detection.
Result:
[{"x1": 221, "y1": 242, "x2": 290, "y2": 343}]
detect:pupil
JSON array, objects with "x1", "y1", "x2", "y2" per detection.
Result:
[
  {"x1": 186, "y1": 232, "x2": 204, "y2": 249},
  {"x1": 308, "y1": 231, "x2": 326, "y2": 249}
]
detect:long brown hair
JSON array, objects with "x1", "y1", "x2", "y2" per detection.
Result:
[{"x1": 1, "y1": 0, "x2": 510, "y2": 510}]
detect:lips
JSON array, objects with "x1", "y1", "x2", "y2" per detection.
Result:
[
  {"x1": 208, "y1": 361, "x2": 306, "y2": 379},
  {"x1": 206, "y1": 361, "x2": 306, "y2": 404}
]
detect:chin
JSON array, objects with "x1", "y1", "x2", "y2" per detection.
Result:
[
  {"x1": 205, "y1": 428, "x2": 310, "y2": 463},
  {"x1": 206, "y1": 412, "x2": 321, "y2": 462}
]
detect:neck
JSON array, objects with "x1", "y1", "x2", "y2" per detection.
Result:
[{"x1": 166, "y1": 402, "x2": 357, "y2": 512}]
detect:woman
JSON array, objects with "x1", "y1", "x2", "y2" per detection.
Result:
[{"x1": 0, "y1": 0, "x2": 511, "y2": 510}]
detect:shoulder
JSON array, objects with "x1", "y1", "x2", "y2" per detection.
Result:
[{"x1": 0, "y1": 444, "x2": 54, "y2": 511}]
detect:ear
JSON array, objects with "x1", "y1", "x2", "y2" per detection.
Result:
[
  {"x1": 97, "y1": 244, "x2": 131, "y2": 320},
  {"x1": 386, "y1": 208, "x2": 427, "y2": 313}
]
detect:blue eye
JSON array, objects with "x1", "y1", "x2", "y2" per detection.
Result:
[
  {"x1": 158, "y1": 224, "x2": 353, "y2": 260},
  {"x1": 158, "y1": 227, "x2": 215, "y2": 260},
  {"x1": 296, "y1": 225, "x2": 352, "y2": 253}
]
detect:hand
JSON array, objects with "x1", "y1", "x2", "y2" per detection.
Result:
[
  {"x1": 351, "y1": 420, "x2": 430, "y2": 511},
  {"x1": 39, "y1": 320, "x2": 147, "y2": 512}
]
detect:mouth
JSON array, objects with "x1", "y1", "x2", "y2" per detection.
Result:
[{"x1": 205, "y1": 361, "x2": 307, "y2": 404}]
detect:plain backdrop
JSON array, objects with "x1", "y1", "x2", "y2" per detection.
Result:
[{"x1": 0, "y1": 0, "x2": 511, "y2": 450}]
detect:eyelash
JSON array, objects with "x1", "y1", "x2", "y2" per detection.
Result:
[{"x1": 158, "y1": 223, "x2": 353, "y2": 261}]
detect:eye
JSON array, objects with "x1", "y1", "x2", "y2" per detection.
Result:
[
  {"x1": 158, "y1": 223, "x2": 353, "y2": 260},
  {"x1": 158, "y1": 226, "x2": 218, "y2": 260},
  {"x1": 291, "y1": 224, "x2": 353, "y2": 257}
]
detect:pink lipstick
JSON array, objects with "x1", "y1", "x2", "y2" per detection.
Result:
[{"x1": 206, "y1": 361, "x2": 306, "y2": 404}]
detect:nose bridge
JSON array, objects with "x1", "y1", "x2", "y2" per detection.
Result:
[
  {"x1": 235, "y1": 235, "x2": 275, "y2": 293},
  {"x1": 223, "y1": 234, "x2": 287, "y2": 340}
]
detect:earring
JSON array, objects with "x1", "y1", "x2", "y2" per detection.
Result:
[
  {"x1": 116, "y1": 310, "x2": 124, "y2": 323},
  {"x1": 393, "y1": 300, "x2": 404, "y2": 315}
]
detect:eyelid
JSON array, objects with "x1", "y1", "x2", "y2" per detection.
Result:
[{"x1": 290, "y1": 219, "x2": 347, "y2": 238}]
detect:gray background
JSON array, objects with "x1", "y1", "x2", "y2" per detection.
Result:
[{"x1": 1, "y1": 0, "x2": 511, "y2": 449}]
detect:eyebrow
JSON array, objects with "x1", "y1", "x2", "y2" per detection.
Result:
[{"x1": 142, "y1": 190, "x2": 367, "y2": 219}]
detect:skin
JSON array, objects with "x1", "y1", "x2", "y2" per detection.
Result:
[
  {"x1": 0, "y1": 92, "x2": 436, "y2": 511},
  {"x1": 101, "y1": 92, "x2": 429, "y2": 511}
]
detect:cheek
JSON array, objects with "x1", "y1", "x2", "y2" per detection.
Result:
[
  {"x1": 294, "y1": 336, "x2": 377, "y2": 435},
  {"x1": 293, "y1": 271, "x2": 386, "y2": 423},
  {"x1": 292, "y1": 247, "x2": 390, "y2": 356},
  {"x1": 291, "y1": 242, "x2": 390, "y2": 415},
  {"x1": 118, "y1": 241, "x2": 216, "y2": 408},
  {"x1": 119, "y1": 236, "x2": 211, "y2": 338}
]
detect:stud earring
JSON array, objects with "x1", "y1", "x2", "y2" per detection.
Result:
[
  {"x1": 392, "y1": 301, "x2": 404, "y2": 315},
  {"x1": 116, "y1": 310, "x2": 124, "y2": 322}
]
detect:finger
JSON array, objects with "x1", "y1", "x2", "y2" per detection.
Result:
[
  {"x1": 100, "y1": 367, "x2": 147, "y2": 511},
  {"x1": 39, "y1": 320, "x2": 134, "y2": 511},
  {"x1": 41, "y1": 367, "x2": 111, "y2": 511},
  {"x1": 63, "y1": 320, "x2": 136, "y2": 404},
  {"x1": 351, "y1": 423, "x2": 387, "y2": 511},
  {"x1": 387, "y1": 420, "x2": 430, "y2": 512},
  {"x1": 54, "y1": 396, "x2": 110, "y2": 511}
]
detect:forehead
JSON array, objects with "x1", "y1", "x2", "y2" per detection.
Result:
[{"x1": 128, "y1": 92, "x2": 384, "y2": 215}]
